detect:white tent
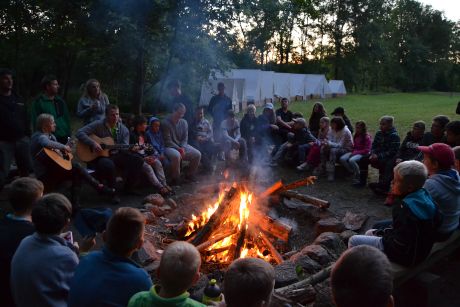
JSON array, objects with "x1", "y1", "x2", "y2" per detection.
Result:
[
  {"x1": 305, "y1": 74, "x2": 332, "y2": 99},
  {"x1": 328, "y1": 80, "x2": 347, "y2": 96},
  {"x1": 289, "y1": 74, "x2": 307, "y2": 100},
  {"x1": 199, "y1": 78, "x2": 240, "y2": 112},
  {"x1": 273, "y1": 72, "x2": 291, "y2": 100},
  {"x1": 230, "y1": 69, "x2": 263, "y2": 106},
  {"x1": 259, "y1": 71, "x2": 275, "y2": 103}
]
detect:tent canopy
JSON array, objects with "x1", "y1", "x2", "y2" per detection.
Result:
[
  {"x1": 305, "y1": 74, "x2": 331, "y2": 98},
  {"x1": 273, "y1": 72, "x2": 291, "y2": 100},
  {"x1": 328, "y1": 80, "x2": 347, "y2": 95}
]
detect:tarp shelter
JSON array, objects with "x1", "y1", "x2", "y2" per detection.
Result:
[
  {"x1": 328, "y1": 80, "x2": 347, "y2": 96},
  {"x1": 273, "y1": 73, "x2": 291, "y2": 101},
  {"x1": 259, "y1": 71, "x2": 275, "y2": 103},
  {"x1": 305, "y1": 74, "x2": 332, "y2": 99},
  {"x1": 230, "y1": 69, "x2": 263, "y2": 106},
  {"x1": 289, "y1": 74, "x2": 307, "y2": 100},
  {"x1": 199, "y1": 78, "x2": 240, "y2": 113}
]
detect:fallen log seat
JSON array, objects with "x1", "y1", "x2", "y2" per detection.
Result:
[{"x1": 392, "y1": 230, "x2": 460, "y2": 287}]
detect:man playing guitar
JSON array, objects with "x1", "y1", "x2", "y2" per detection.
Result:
[
  {"x1": 30, "y1": 114, "x2": 114, "y2": 213},
  {"x1": 76, "y1": 104, "x2": 144, "y2": 204}
]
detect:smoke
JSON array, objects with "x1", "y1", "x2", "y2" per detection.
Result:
[{"x1": 268, "y1": 208, "x2": 298, "y2": 232}]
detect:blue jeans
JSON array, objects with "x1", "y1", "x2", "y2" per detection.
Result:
[
  {"x1": 298, "y1": 143, "x2": 312, "y2": 163},
  {"x1": 348, "y1": 230, "x2": 385, "y2": 251}
]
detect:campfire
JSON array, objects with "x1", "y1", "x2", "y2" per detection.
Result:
[{"x1": 182, "y1": 177, "x2": 325, "y2": 265}]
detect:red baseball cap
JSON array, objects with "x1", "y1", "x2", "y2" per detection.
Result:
[{"x1": 418, "y1": 143, "x2": 455, "y2": 169}]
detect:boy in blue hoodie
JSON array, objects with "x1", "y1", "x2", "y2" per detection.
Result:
[
  {"x1": 349, "y1": 160, "x2": 439, "y2": 266},
  {"x1": 419, "y1": 143, "x2": 460, "y2": 241}
]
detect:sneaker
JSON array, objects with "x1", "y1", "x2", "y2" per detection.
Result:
[{"x1": 297, "y1": 162, "x2": 310, "y2": 171}]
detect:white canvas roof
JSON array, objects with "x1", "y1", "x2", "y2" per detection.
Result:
[
  {"x1": 259, "y1": 71, "x2": 275, "y2": 102},
  {"x1": 289, "y1": 74, "x2": 307, "y2": 99},
  {"x1": 328, "y1": 80, "x2": 347, "y2": 95},
  {"x1": 305, "y1": 74, "x2": 331, "y2": 98},
  {"x1": 230, "y1": 69, "x2": 263, "y2": 105},
  {"x1": 273, "y1": 73, "x2": 291, "y2": 99}
]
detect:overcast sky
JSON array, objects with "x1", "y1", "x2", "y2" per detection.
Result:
[{"x1": 418, "y1": 0, "x2": 460, "y2": 21}]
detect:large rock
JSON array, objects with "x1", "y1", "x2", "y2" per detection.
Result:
[
  {"x1": 291, "y1": 244, "x2": 332, "y2": 266},
  {"x1": 342, "y1": 211, "x2": 368, "y2": 231},
  {"x1": 143, "y1": 194, "x2": 165, "y2": 207},
  {"x1": 313, "y1": 232, "x2": 346, "y2": 259},
  {"x1": 274, "y1": 260, "x2": 299, "y2": 288},
  {"x1": 313, "y1": 279, "x2": 335, "y2": 307},
  {"x1": 315, "y1": 217, "x2": 345, "y2": 236}
]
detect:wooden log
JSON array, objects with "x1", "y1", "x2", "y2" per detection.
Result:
[
  {"x1": 280, "y1": 190, "x2": 330, "y2": 209},
  {"x1": 204, "y1": 245, "x2": 234, "y2": 257},
  {"x1": 259, "y1": 181, "x2": 283, "y2": 198},
  {"x1": 257, "y1": 228, "x2": 283, "y2": 264},
  {"x1": 191, "y1": 187, "x2": 237, "y2": 245},
  {"x1": 277, "y1": 176, "x2": 317, "y2": 192},
  {"x1": 249, "y1": 210, "x2": 292, "y2": 242},
  {"x1": 195, "y1": 230, "x2": 237, "y2": 251},
  {"x1": 233, "y1": 225, "x2": 247, "y2": 259},
  {"x1": 275, "y1": 265, "x2": 332, "y2": 298}
]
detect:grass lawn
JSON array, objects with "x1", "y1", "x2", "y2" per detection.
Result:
[{"x1": 279, "y1": 92, "x2": 460, "y2": 136}]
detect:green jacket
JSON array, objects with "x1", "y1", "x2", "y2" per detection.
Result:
[
  {"x1": 30, "y1": 94, "x2": 71, "y2": 140},
  {"x1": 128, "y1": 285, "x2": 205, "y2": 307}
]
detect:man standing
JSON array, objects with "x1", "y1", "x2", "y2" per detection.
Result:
[
  {"x1": 30, "y1": 75, "x2": 71, "y2": 144},
  {"x1": 208, "y1": 82, "x2": 232, "y2": 141},
  {"x1": 76, "y1": 105, "x2": 144, "y2": 204},
  {"x1": 168, "y1": 80, "x2": 194, "y2": 126},
  {"x1": 0, "y1": 69, "x2": 31, "y2": 189},
  {"x1": 161, "y1": 103, "x2": 201, "y2": 185}
]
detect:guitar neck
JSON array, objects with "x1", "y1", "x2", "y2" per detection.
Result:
[{"x1": 103, "y1": 144, "x2": 132, "y2": 150}]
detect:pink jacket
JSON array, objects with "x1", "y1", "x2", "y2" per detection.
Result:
[{"x1": 352, "y1": 133, "x2": 372, "y2": 155}]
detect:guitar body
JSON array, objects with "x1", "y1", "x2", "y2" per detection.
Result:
[
  {"x1": 43, "y1": 148, "x2": 73, "y2": 170},
  {"x1": 76, "y1": 135, "x2": 115, "y2": 162}
]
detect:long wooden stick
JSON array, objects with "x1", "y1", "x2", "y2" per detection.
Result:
[
  {"x1": 196, "y1": 230, "x2": 237, "y2": 251},
  {"x1": 280, "y1": 190, "x2": 330, "y2": 209},
  {"x1": 257, "y1": 228, "x2": 284, "y2": 264},
  {"x1": 275, "y1": 265, "x2": 333, "y2": 295}
]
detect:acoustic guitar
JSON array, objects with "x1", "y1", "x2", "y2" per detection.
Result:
[
  {"x1": 76, "y1": 135, "x2": 152, "y2": 162},
  {"x1": 41, "y1": 147, "x2": 73, "y2": 170}
]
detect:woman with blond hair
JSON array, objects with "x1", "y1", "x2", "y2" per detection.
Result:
[{"x1": 77, "y1": 79, "x2": 110, "y2": 124}]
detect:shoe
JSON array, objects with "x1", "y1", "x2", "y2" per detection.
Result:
[
  {"x1": 97, "y1": 184, "x2": 116, "y2": 196},
  {"x1": 297, "y1": 162, "x2": 310, "y2": 171}
]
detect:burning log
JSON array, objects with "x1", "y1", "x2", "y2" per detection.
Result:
[
  {"x1": 204, "y1": 245, "x2": 234, "y2": 257},
  {"x1": 249, "y1": 210, "x2": 292, "y2": 242},
  {"x1": 196, "y1": 230, "x2": 237, "y2": 252},
  {"x1": 257, "y1": 229, "x2": 284, "y2": 264},
  {"x1": 280, "y1": 190, "x2": 330, "y2": 209},
  {"x1": 191, "y1": 187, "x2": 237, "y2": 245},
  {"x1": 259, "y1": 181, "x2": 283, "y2": 198},
  {"x1": 277, "y1": 176, "x2": 317, "y2": 193},
  {"x1": 233, "y1": 225, "x2": 248, "y2": 259}
]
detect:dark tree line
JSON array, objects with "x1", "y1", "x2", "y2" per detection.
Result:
[{"x1": 1, "y1": 0, "x2": 459, "y2": 113}]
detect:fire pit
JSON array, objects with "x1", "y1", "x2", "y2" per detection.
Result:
[{"x1": 180, "y1": 177, "x2": 325, "y2": 266}]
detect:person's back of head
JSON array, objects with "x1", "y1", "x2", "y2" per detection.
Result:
[
  {"x1": 31, "y1": 193, "x2": 72, "y2": 235},
  {"x1": 224, "y1": 257, "x2": 275, "y2": 307},
  {"x1": 331, "y1": 246, "x2": 394, "y2": 307},
  {"x1": 104, "y1": 207, "x2": 145, "y2": 257},
  {"x1": 8, "y1": 177, "x2": 43, "y2": 215},
  {"x1": 158, "y1": 241, "x2": 201, "y2": 297},
  {"x1": 454, "y1": 146, "x2": 460, "y2": 172}
]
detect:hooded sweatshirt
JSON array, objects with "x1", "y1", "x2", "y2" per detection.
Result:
[
  {"x1": 424, "y1": 169, "x2": 460, "y2": 234},
  {"x1": 145, "y1": 117, "x2": 165, "y2": 157}
]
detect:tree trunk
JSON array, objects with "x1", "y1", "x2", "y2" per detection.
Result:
[{"x1": 132, "y1": 41, "x2": 146, "y2": 115}]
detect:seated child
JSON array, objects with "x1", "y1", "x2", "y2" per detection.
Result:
[
  {"x1": 11, "y1": 193, "x2": 78, "y2": 307},
  {"x1": 68, "y1": 207, "x2": 152, "y2": 307},
  {"x1": 297, "y1": 116, "x2": 330, "y2": 171},
  {"x1": 339, "y1": 120, "x2": 372, "y2": 184},
  {"x1": 395, "y1": 121, "x2": 425, "y2": 163},
  {"x1": 130, "y1": 115, "x2": 171, "y2": 196},
  {"x1": 240, "y1": 104, "x2": 258, "y2": 163},
  {"x1": 419, "y1": 143, "x2": 460, "y2": 241},
  {"x1": 128, "y1": 241, "x2": 204, "y2": 307},
  {"x1": 348, "y1": 160, "x2": 439, "y2": 267},
  {"x1": 223, "y1": 257, "x2": 275, "y2": 307},
  {"x1": 331, "y1": 245, "x2": 394, "y2": 307},
  {"x1": 0, "y1": 178, "x2": 43, "y2": 307},
  {"x1": 190, "y1": 107, "x2": 219, "y2": 173},
  {"x1": 221, "y1": 110, "x2": 248, "y2": 163},
  {"x1": 270, "y1": 117, "x2": 316, "y2": 166}
]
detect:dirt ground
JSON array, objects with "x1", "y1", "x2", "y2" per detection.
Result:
[{"x1": 1, "y1": 163, "x2": 459, "y2": 306}]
